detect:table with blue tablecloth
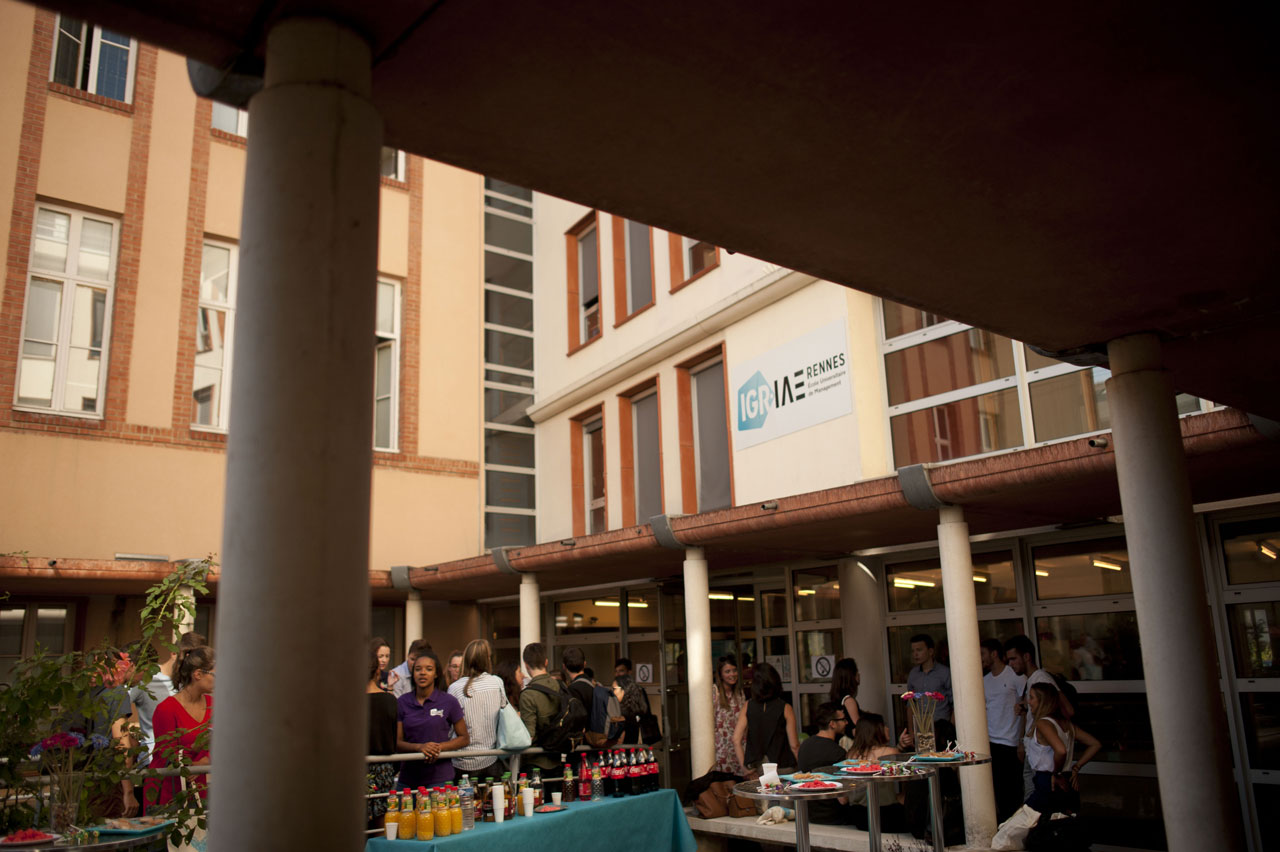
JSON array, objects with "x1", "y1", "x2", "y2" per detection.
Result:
[{"x1": 365, "y1": 789, "x2": 696, "y2": 852}]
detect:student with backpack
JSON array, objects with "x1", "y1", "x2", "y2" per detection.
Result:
[{"x1": 519, "y1": 643, "x2": 588, "y2": 772}]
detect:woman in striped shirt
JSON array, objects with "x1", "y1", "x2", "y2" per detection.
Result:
[{"x1": 448, "y1": 639, "x2": 505, "y2": 778}]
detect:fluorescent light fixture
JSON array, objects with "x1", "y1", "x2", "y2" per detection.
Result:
[
  {"x1": 797, "y1": 589, "x2": 816, "y2": 596},
  {"x1": 858, "y1": 561, "x2": 875, "y2": 580},
  {"x1": 893, "y1": 578, "x2": 936, "y2": 588},
  {"x1": 832, "y1": 583, "x2": 840, "y2": 591},
  {"x1": 972, "y1": 575, "x2": 988, "y2": 583},
  {"x1": 1092, "y1": 559, "x2": 1123, "y2": 571},
  {"x1": 737, "y1": 596, "x2": 755, "y2": 602},
  {"x1": 627, "y1": 601, "x2": 649, "y2": 608},
  {"x1": 1035, "y1": 570, "x2": 1050, "y2": 577},
  {"x1": 594, "y1": 600, "x2": 620, "y2": 607},
  {"x1": 1261, "y1": 544, "x2": 1277, "y2": 560},
  {"x1": 893, "y1": 580, "x2": 915, "y2": 589},
  {"x1": 708, "y1": 592, "x2": 735, "y2": 600}
]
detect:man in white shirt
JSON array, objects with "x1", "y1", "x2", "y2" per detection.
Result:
[
  {"x1": 982, "y1": 637, "x2": 1025, "y2": 821},
  {"x1": 1005, "y1": 634, "x2": 1062, "y2": 800}
]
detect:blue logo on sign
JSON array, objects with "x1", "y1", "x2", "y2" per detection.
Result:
[{"x1": 737, "y1": 370, "x2": 772, "y2": 431}]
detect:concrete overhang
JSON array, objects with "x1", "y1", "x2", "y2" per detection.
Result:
[{"x1": 36, "y1": 0, "x2": 1280, "y2": 420}]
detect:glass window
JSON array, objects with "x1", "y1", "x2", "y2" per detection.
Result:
[
  {"x1": 1227, "y1": 601, "x2": 1280, "y2": 678},
  {"x1": 761, "y1": 635, "x2": 792, "y2": 683},
  {"x1": 796, "y1": 629, "x2": 842, "y2": 684},
  {"x1": 555, "y1": 598, "x2": 620, "y2": 635},
  {"x1": 484, "y1": 512, "x2": 535, "y2": 549},
  {"x1": 887, "y1": 619, "x2": 1024, "y2": 683},
  {"x1": 692, "y1": 360, "x2": 731, "y2": 511},
  {"x1": 1034, "y1": 611, "x2": 1143, "y2": 681},
  {"x1": 489, "y1": 605, "x2": 520, "y2": 642},
  {"x1": 800, "y1": 692, "x2": 837, "y2": 737},
  {"x1": 18, "y1": 206, "x2": 117, "y2": 416},
  {"x1": 884, "y1": 329, "x2": 1016, "y2": 407},
  {"x1": 682, "y1": 237, "x2": 716, "y2": 281},
  {"x1": 632, "y1": 390, "x2": 662, "y2": 523},
  {"x1": 627, "y1": 640, "x2": 661, "y2": 684},
  {"x1": 887, "y1": 551, "x2": 1017, "y2": 612},
  {"x1": 1222, "y1": 517, "x2": 1280, "y2": 586},
  {"x1": 577, "y1": 224, "x2": 600, "y2": 343},
  {"x1": 890, "y1": 387, "x2": 1023, "y2": 467},
  {"x1": 485, "y1": 195, "x2": 531, "y2": 217},
  {"x1": 485, "y1": 470, "x2": 535, "y2": 509},
  {"x1": 1032, "y1": 537, "x2": 1132, "y2": 599},
  {"x1": 51, "y1": 18, "x2": 134, "y2": 103},
  {"x1": 483, "y1": 388, "x2": 533, "y2": 427},
  {"x1": 553, "y1": 644, "x2": 620, "y2": 679},
  {"x1": 1239, "y1": 693, "x2": 1280, "y2": 770},
  {"x1": 484, "y1": 212, "x2": 532, "y2": 254},
  {"x1": 379, "y1": 147, "x2": 404, "y2": 180},
  {"x1": 1023, "y1": 344, "x2": 1062, "y2": 373},
  {"x1": 0, "y1": 607, "x2": 23, "y2": 656},
  {"x1": 1072, "y1": 693, "x2": 1154, "y2": 763},
  {"x1": 373, "y1": 283, "x2": 398, "y2": 450},
  {"x1": 1078, "y1": 774, "x2": 1166, "y2": 850},
  {"x1": 211, "y1": 103, "x2": 248, "y2": 136},
  {"x1": 883, "y1": 300, "x2": 947, "y2": 340},
  {"x1": 625, "y1": 592, "x2": 658, "y2": 631},
  {"x1": 485, "y1": 290, "x2": 533, "y2": 331},
  {"x1": 625, "y1": 220, "x2": 653, "y2": 313},
  {"x1": 484, "y1": 429, "x2": 534, "y2": 468},
  {"x1": 1030, "y1": 368, "x2": 1110, "y2": 442},
  {"x1": 33, "y1": 607, "x2": 66, "y2": 654},
  {"x1": 793, "y1": 565, "x2": 840, "y2": 622},
  {"x1": 484, "y1": 251, "x2": 532, "y2": 293},
  {"x1": 484, "y1": 329, "x2": 533, "y2": 371},
  {"x1": 371, "y1": 607, "x2": 396, "y2": 652},
  {"x1": 484, "y1": 177, "x2": 532, "y2": 201},
  {"x1": 583, "y1": 417, "x2": 605, "y2": 533},
  {"x1": 485, "y1": 368, "x2": 533, "y2": 388},
  {"x1": 193, "y1": 243, "x2": 237, "y2": 429}
]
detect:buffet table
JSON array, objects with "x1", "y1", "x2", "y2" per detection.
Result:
[{"x1": 364, "y1": 790, "x2": 695, "y2": 852}]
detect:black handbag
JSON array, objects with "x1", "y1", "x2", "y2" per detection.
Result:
[{"x1": 638, "y1": 711, "x2": 663, "y2": 745}]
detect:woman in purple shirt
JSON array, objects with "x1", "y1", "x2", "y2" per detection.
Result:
[{"x1": 396, "y1": 650, "x2": 469, "y2": 788}]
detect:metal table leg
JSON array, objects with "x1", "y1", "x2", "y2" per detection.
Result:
[
  {"x1": 794, "y1": 797, "x2": 811, "y2": 852},
  {"x1": 928, "y1": 771, "x2": 945, "y2": 852},
  {"x1": 866, "y1": 782, "x2": 882, "y2": 852}
]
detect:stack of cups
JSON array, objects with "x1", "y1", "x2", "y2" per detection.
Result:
[
  {"x1": 522, "y1": 787, "x2": 535, "y2": 817},
  {"x1": 492, "y1": 786, "x2": 505, "y2": 824}
]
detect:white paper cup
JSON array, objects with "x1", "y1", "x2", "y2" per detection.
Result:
[
  {"x1": 492, "y1": 786, "x2": 505, "y2": 823},
  {"x1": 762, "y1": 762, "x2": 778, "y2": 777},
  {"x1": 551, "y1": 791, "x2": 562, "y2": 806},
  {"x1": 522, "y1": 787, "x2": 535, "y2": 817},
  {"x1": 385, "y1": 821, "x2": 397, "y2": 840}
]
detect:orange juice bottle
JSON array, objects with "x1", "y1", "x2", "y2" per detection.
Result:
[
  {"x1": 449, "y1": 786, "x2": 463, "y2": 834},
  {"x1": 397, "y1": 789, "x2": 417, "y2": 840},
  {"x1": 416, "y1": 787, "x2": 433, "y2": 840},
  {"x1": 434, "y1": 788, "x2": 452, "y2": 837},
  {"x1": 384, "y1": 790, "x2": 400, "y2": 836}
]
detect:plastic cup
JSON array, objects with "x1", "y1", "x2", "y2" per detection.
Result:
[
  {"x1": 551, "y1": 791, "x2": 562, "y2": 806},
  {"x1": 522, "y1": 787, "x2": 535, "y2": 817},
  {"x1": 492, "y1": 786, "x2": 505, "y2": 823},
  {"x1": 385, "y1": 821, "x2": 397, "y2": 840},
  {"x1": 762, "y1": 762, "x2": 778, "y2": 777}
]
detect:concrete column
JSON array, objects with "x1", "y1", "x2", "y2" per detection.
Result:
[
  {"x1": 210, "y1": 18, "x2": 380, "y2": 852},
  {"x1": 404, "y1": 590, "x2": 423, "y2": 656},
  {"x1": 937, "y1": 505, "x2": 997, "y2": 847},
  {"x1": 837, "y1": 560, "x2": 888, "y2": 718},
  {"x1": 683, "y1": 547, "x2": 715, "y2": 776},
  {"x1": 519, "y1": 573, "x2": 540, "y2": 677},
  {"x1": 1107, "y1": 333, "x2": 1243, "y2": 851}
]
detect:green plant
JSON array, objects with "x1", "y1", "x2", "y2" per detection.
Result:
[{"x1": 0, "y1": 556, "x2": 213, "y2": 843}]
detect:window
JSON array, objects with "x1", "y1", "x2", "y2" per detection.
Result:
[
  {"x1": 680, "y1": 357, "x2": 731, "y2": 512},
  {"x1": 210, "y1": 102, "x2": 248, "y2": 136},
  {"x1": 18, "y1": 205, "x2": 118, "y2": 416},
  {"x1": 566, "y1": 213, "x2": 601, "y2": 349},
  {"x1": 669, "y1": 233, "x2": 719, "y2": 290},
  {"x1": 628, "y1": 387, "x2": 663, "y2": 525},
  {"x1": 613, "y1": 217, "x2": 654, "y2": 323},
  {"x1": 191, "y1": 241, "x2": 237, "y2": 429},
  {"x1": 380, "y1": 148, "x2": 406, "y2": 181},
  {"x1": 373, "y1": 280, "x2": 400, "y2": 450},
  {"x1": 0, "y1": 604, "x2": 72, "y2": 684},
  {"x1": 584, "y1": 416, "x2": 606, "y2": 533},
  {"x1": 51, "y1": 17, "x2": 135, "y2": 103}
]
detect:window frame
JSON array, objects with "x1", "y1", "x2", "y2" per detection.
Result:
[
  {"x1": 676, "y1": 347, "x2": 734, "y2": 514},
  {"x1": 373, "y1": 278, "x2": 401, "y2": 452},
  {"x1": 210, "y1": 102, "x2": 249, "y2": 137},
  {"x1": 667, "y1": 233, "x2": 721, "y2": 293},
  {"x1": 380, "y1": 147, "x2": 406, "y2": 182},
  {"x1": 612, "y1": 216, "x2": 655, "y2": 325},
  {"x1": 16, "y1": 203, "x2": 120, "y2": 418},
  {"x1": 570, "y1": 405, "x2": 607, "y2": 536},
  {"x1": 0, "y1": 602, "x2": 76, "y2": 685},
  {"x1": 190, "y1": 239, "x2": 239, "y2": 431},
  {"x1": 49, "y1": 16, "x2": 137, "y2": 104},
  {"x1": 565, "y1": 211, "x2": 602, "y2": 353},
  {"x1": 618, "y1": 378, "x2": 664, "y2": 527}
]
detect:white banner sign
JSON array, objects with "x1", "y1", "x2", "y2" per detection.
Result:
[
  {"x1": 730, "y1": 319, "x2": 853, "y2": 449},
  {"x1": 765, "y1": 655, "x2": 791, "y2": 682}
]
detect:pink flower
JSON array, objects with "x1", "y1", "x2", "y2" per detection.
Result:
[
  {"x1": 927, "y1": 692, "x2": 945, "y2": 700},
  {"x1": 900, "y1": 691, "x2": 916, "y2": 700}
]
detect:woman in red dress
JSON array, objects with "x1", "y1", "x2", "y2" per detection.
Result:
[{"x1": 145, "y1": 646, "x2": 214, "y2": 810}]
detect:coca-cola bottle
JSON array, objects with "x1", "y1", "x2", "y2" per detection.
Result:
[
  {"x1": 609, "y1": 750, "x2": 623, "y2": 797},
  {"x1": 646, "y1": 747, "x2": 659, "y2": 793},
  {"x1": 623, "y1": 749, "x2": 637, "y2": 796},
  {"x1": 579, "y1": 753, "x2": 592, "y2": 801}
]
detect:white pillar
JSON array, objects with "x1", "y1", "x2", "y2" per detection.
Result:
[
  {"x1": 1107, "y1": 333, "x2": 1243, "y2": 851},
  {"x1": 519, "y1": 573, "x2": 540, "y2": 677},
  {"x1": 404, "y1": 590, "x2": 423, "y2": 656},
  {"x1": 683, "y1": 547, "x2": 715, "y2": 777},
  {"x1": 837, "y1": 560, "x2": 888, "y2": 719},
  {"x1": 210, "y1": 18, "x2": 380, "y2": 852},
  {"x1": 938, "y1": 506, "x2": 997, "y2": 848}
]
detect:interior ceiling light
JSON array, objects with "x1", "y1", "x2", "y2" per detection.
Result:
[
  {"x1": 1035, "y1": 570, "x2": 1050, "y2": 577},
  {"x1": 893, "y1": 578, "x2": 936, "y2": 588},
  {"x1": 737, "y1": 596, "x2": 755, "y2": 602},
  {"x1": 1260, "y1": 543, "x2": 1277, "y2": 560},
  {"x1": 972, "y1": 575, "x2": 988, "y2": 583},
  {"x1": 708, "y1": 592, "x2": 735, "y2": 600},
  {"x1": 797, "y1": 589, "x2": 816, "y2": 596},
  {"x1": 594, "y1": 600, "x2": 620, "y2": 607},
  {"x1": 627, "y1": 600, "x2": 649, "y2": 608},
  {"x1": 892, "y1": 580, "x2": 915, "y2": 589},
  {"x1": 832, "y1": 583, "x2": 840, "y2": 590},
  {"x1": 1092, "y1": 559, "x2": 1123, "y2": 571}
]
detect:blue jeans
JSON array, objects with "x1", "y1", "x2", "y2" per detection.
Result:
[{"x1": 1025, "y1": 770, "x2": 1056, "y2": 814}]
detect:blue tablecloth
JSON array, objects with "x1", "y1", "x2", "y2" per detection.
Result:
[{"x1": 365, "y1": 790, "x2": 695, "y2": 852}]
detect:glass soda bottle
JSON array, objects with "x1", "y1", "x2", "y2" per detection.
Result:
[
  {"x1": 602, "y1": 753, "x2": 615, "y2": 798},
  {"x1": 531, "y1": 768, "x2": 544, "y2": 807},
  {"x1": 579, "y1": 753, "x2": 592, "y2": 800},
  {"x1": 384, "y1": 789, "x2": 400, "y2": 836},
  {"x1": 416, "y1": 788, "x2": 433, "y2": 841},
  {"x1": 397, "y1": 789, "x2": 417, "y2": 840}
]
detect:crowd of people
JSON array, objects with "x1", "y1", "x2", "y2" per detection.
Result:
[
  {"x1": 708, "y1": 632, "x2": 1100, "y2": 833},
  {"x1": 364, "y1": 637, "x2": 660, "y2": 828}
]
